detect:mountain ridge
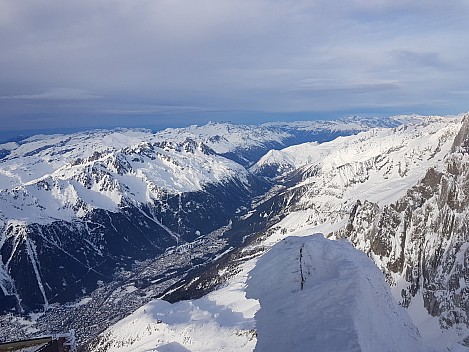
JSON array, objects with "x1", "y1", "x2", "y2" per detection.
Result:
[{"x1": 0, "y1": 114, "x2": 467, "y2": 350}]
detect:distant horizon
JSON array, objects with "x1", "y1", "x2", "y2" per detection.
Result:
[
  {"x1": 1, "y1": 109, "x2": 389, "y2": 134},
  {"x1": 1, "y1": 109, "x2": 465, "y2": 145},
  {"x1": 0, "y1": 110, "x2": 361, "y2": 143},
  {"x1": 2, "y1": 1, "x2": 469, "y2": 134}
]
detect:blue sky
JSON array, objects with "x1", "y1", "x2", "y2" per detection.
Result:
[{"x1": 1, "y1": 0, "x2": 469, "y2": 132}]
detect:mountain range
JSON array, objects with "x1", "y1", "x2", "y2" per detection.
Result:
[{"x1": 0, "y1": 114, "x2": 467, "y2": 351}]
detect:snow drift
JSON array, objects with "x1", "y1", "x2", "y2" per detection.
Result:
[
  {"x1": 91, "y1": 234, "x2": 427, "y2": 352},
  {"x1": 246, "y1": 235, "x2": 425, "y2": 352}
]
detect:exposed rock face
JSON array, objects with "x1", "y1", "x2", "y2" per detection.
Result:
[
  {"x1": 336, "y1": 114, "x2": 469, "y2": 330},
  {"x1": 0, "y1": 130, "x2": 269, "y2": 315}
]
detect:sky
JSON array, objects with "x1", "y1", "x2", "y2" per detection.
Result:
[{"x1": 1, "y1": 0, "x2": 469, "y2": 132}]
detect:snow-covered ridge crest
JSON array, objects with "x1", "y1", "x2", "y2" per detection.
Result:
[
  {"x1": 329, "y1": 114, "x2": 469, "y2": 346},
  {"x1": 0, "y1": 116, "x2": 406, "y2": 225},
  {"x1": 85, "y1": 116, "x2": 468, "y2": 351},
  {"x1": 246, "y1": 235, "x2": 425, "y2": 352},
  {"x1": 155, "y1": 115, "x2": 400, "y2": 152},
  {"x1": 253, "y1": 116, "x2": 460, "y2": 176},
  {"x1": 90, "y1": 235, "x2": 426, "y2": 352},
  {"x1": 252, "y1": 117, "x2": 462, "y2": 231},
  {"x1": 0, "y1": 134, "x2": 249, "y2": 225}
]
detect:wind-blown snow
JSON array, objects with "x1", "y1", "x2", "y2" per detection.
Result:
[
  {"x1": 246, "y1": 235, "x2": 425, "y2": 352},
  {"x1": 94, "y1": 234, "x2": 433, "y2": 352},
  {"x1": 91, "y1": 256, "x2": 259, "y2": 352}
]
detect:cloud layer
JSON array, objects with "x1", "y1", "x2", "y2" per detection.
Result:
[{"x1": 1, "y1": 0, "x2": 469, "y2": 130}]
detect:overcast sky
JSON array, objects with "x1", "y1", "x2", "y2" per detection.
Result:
[{"x1": 1, "y1": 0, "x2": 469, "y2": 132}]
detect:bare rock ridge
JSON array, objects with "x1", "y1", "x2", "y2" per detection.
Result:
[
  {"x1": 451, "y1": 113, "x2": 469, "y2": 153},
  {"x1": 336, "y1": 116, "x2": 469, "y2": 334}
]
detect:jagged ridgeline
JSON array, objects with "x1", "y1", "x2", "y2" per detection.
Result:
[
  {"x1": 1, "y1": 116, "x2": 467, "y2": 348},
  {"x1": 336, "y1": 114, "x2": 469, "y2": 330},
  {"x1": 0, "y1": 140, "x2": 267, "y2": 313},
  {"x1": 0, "y1": 118, "x2": 388, "y2": 315},
  {"x1": 81, "y1": 115, "x2": 469, "y2": 352}
]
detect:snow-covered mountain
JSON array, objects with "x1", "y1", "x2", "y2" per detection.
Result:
[
  {"x1": 0, "y1": 117, "x2": 394, "y2": 339},
  {"x1": 154, "y1": 116, "x2": 402, "y2": 166},
  {"x1": 335, "y1": 114, "x2": 469, "y2": 342},
  {"x1": 88, "y1": 235, "x2": 425, "y2": 352},
  {"x1": 0, "y1": 130, "x2": 264, "y2": 312},
  {"x1": 1, "y1": 114, "x2": 468, "y2": 350},
  {"x1": 86, "y1": 114, "x2": 468, "y2": 351}
]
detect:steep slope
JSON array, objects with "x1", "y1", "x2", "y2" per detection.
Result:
[
  {"x1": 0, "y1": 117, "x2": 401, "y2": 317},
  {"x1": 246, "y1": 235, "x2": 425, "y2": 352},
  {"x1": 252, "y1": 116, "x2": 461, "y2": 232},
  {"x1": 239, "y1": 115, "x2": 468, "y2": 347},
  {"x1": 87, "y1": 261, "x2": 259, "y2": 352},
  {"x1": 0, "y1": 117, "x2": 393, "y2": 343},
  {"x1": 156, "y1": 116, "x2": 401, "y2": 166},
  {"x1": 85, "y1": 115, "x2": 468, "y2": 352},
  {"x1": 2, "y1": 115, "x2": 466, "y2": 347},
  {"x1": 89, "y1": 235, "x2": 426, "y2": 352},
  {"x1": 0, "y1": 130, "x2": 265, "y2": 314},
  {"x1": 335, "y1": 114, "x2": 469, "y2": 339},
  {"x1": 245, "y1": 115, "x2": 468, "y2": 347},
  {"x1": 252, "y1": 115, "x2": 452, "y2": 178}
]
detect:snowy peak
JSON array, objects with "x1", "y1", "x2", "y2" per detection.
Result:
[
  {"x1": 246, "y1": 235, "x2": 424, "y2": 352},
  {"x1": 81, "y1": 115, "x2": 469, "y2": 352},
  {"x1": 156, "y1": 122, "x2": 290, "y2": 156},
  {"x1": 327, "y1": 118, "x2": 469, "y2": 346},
  {"x1": 251, "y1": 118, "x2": 462, "y2": 233},
  {"x1": 0, "y1": 116, "x2": 404, "y2": 226},
  {"x1": 253, "y1": 117, "x2": 461, "y2": 180},
  {"x1": 0, "y1": 132, "x2": 251, "y2": 225},
  {"x1": 156, "y1": 116, "x2": 402, "y2": 166}
]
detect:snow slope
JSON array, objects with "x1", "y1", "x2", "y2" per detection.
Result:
[
  {"x1": 0, "y1": 132, "x2": 250, "y2": 225},
  {"x1": 92, "y1": 235, "x2": 430, "y2": 352},
  {"x1": 0, "y1": 116, "x2": 401, "y2": 326},
  {"x1": 254, "y1": 116, "x2": 462, "y2": 236},
  {"x1": 155, "y1": 116, "x2": 401, "y2": 156},
  {"x1": 87, "y1": 115, "x2": 469, "y2": 351},
  {"x1": 253, "y1": 115, "x2": 459, "y2": 181},
  {"x1": 0, "y1": 116, "x2": 404, "y2": 226},
  {"x1": 89, "y1": 255, "x2": 259, "y2": 352},
  {"x1": 246, "y1": 235, "x2": 425, "y2": 352}
]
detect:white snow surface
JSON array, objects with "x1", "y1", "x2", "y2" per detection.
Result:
[
  {"x1": 254, "y1": 116, "x2": 462, "y2": 236},
  {"x1": 154, "y1": 116, "x2": 401, "y2": 155},
  {"x1": 95, "y1": 235, "x2": 439, "y2": 352},
  {"x1": 0, "y1": 116, "x2": 446, "y2": 226},
  {"x1": 246, "y1": 235, "x2": 425, "y2": 352},
  {"x1": 156, "y1": 122, "x2": 290, "y2": 155},
  {"x1": 92, "y1": 256, "x2": 259, "y2": 352},
  {"x1": 0, "y1": 129, "x2": 251, "y2": 224},
  {"x1": 3, "y1": 115, "x2": 468, "y2": 350},
  {"x1": 253, "y1": 116, "x2": 460, "y2": 178}
]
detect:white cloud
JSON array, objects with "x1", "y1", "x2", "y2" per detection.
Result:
[{"x1": 1, "y1": 0, "x2": 469, "y2": 128}]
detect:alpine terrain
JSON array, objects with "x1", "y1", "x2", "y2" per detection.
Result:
[{"x1": 0, "y1": 115, "x2": 467, "y2": 351}]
